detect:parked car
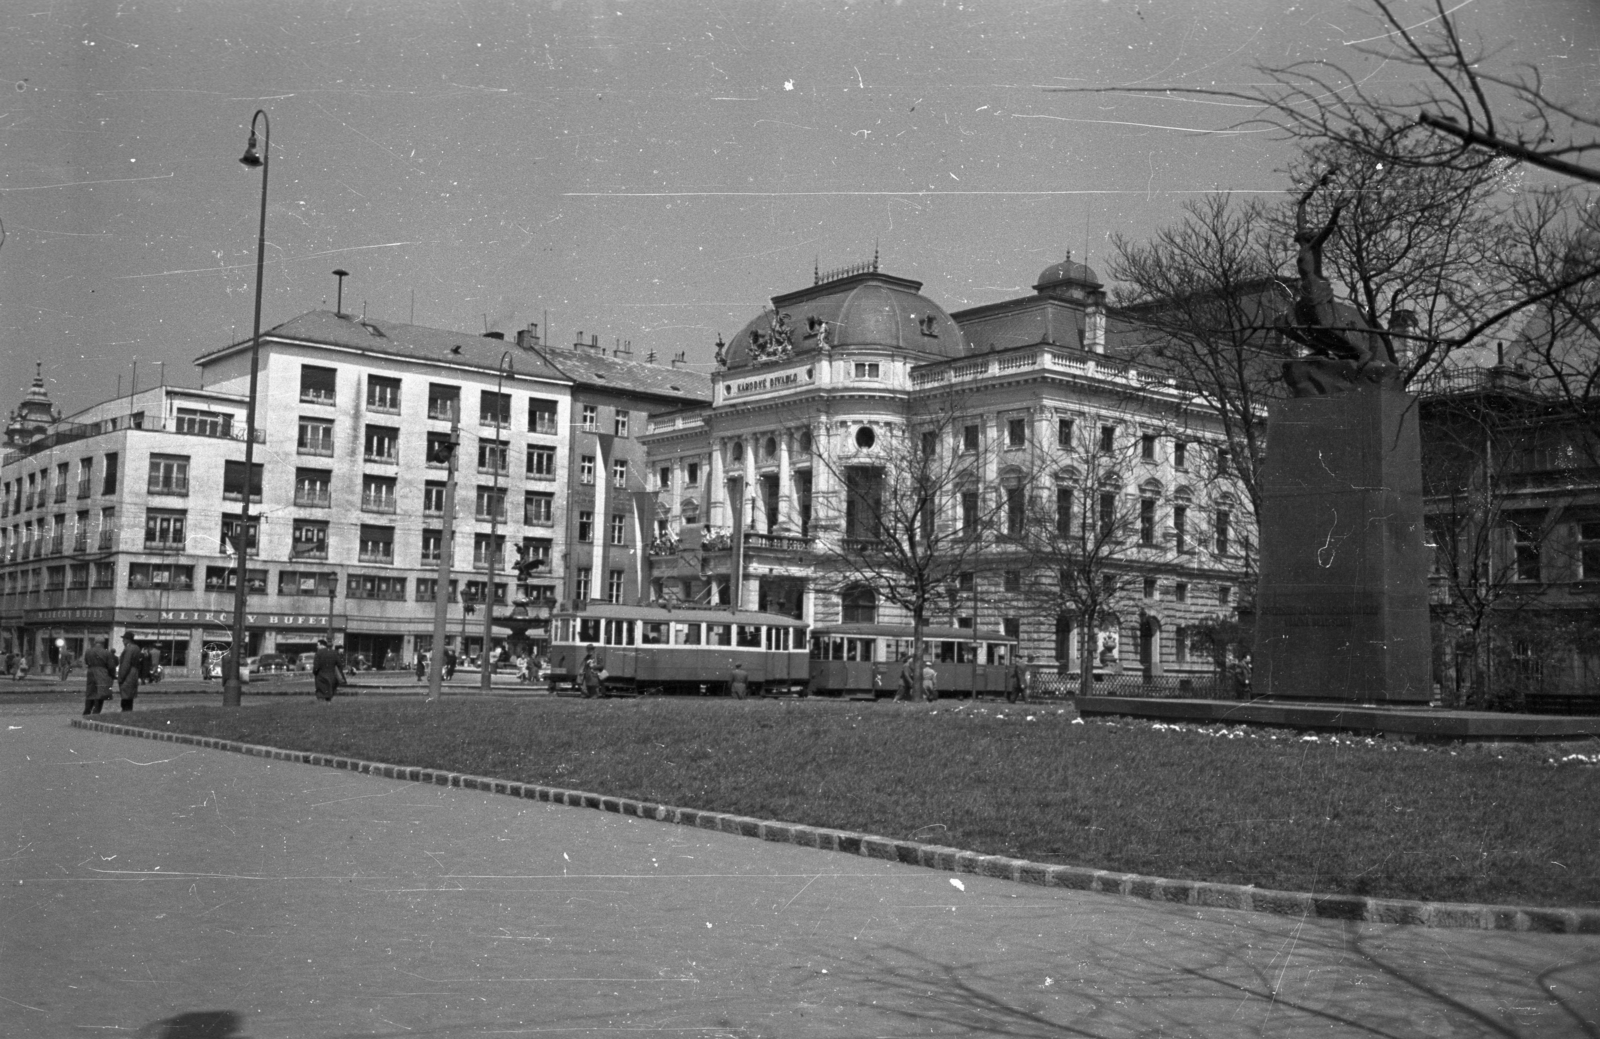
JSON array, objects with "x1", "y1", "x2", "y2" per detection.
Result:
[
  {"x1": 297, "y1": 651, "x2": 319, "y2": 672},
  {"x1": 251, "y1": 653, "x2": 290, "y2": 675}
]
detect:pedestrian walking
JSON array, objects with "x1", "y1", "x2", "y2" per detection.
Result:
[
  {"x1": 312, "y1": 638, "x2": 346, "y2": 702},
  {"x1": 415, "y1": 652, "x2": 427, "y2": 682},
  {"x1": 115, "y1": 633, "x2": 142, "y2": 711},
  {"x1": 580, "y1": 649, "x2": 601, "y2": 699},
  {"x1": 921, "y1": 658, "x2": 939, "y2": 703},
  {"x1": 730, "y1": 661, "x2": 749, "y2": 700},
  {"x1": 443, "y1": 647, "x2": 457, "y2": 680},
  {"x1": 895, "y1": 655, "x2": 915, "y2": 702},
  {"x1": 1007, "y1": 657, "x2": 1027, "y2": 704},
  {"x1": 82, "y1": 638, "x2": 116, "y2": 716}
]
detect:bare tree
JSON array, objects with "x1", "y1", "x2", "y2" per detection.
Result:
[
  {"x1": 1493, "y1": 188, "x2": 1600, "y2": 465},
  {"x1": 1049, "y1": 0, "x2": 1599, "y2": 186},
  {"x1": 1245, "y1": 0, "x2": 1600, "y2": 186},
  {"x1": 808, "y1": 400, "x2": 1008, "y2": 699},
  {"x1": 1420, "y1": 385, "x2": 1591, "y2": 708},
  {"x1": 1006, "y1": 417, "x2": 1248, "y2": 697},
  {"x1": 1110, "y1": 194, "x2": 1287, "y2": 522},
  {"x1": 1056, "y1": 0, "x2": 1600, "y2": 355}
]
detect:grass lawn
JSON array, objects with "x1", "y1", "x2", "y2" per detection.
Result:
[{"x1": 113, "y1": 696, "x2": 1600, "y2": 908}]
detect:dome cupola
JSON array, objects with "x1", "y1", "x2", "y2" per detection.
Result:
[{"x1": 718, "y1": 258, "x2": 967, "y2": 371}]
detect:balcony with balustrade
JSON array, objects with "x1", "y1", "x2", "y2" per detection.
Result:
[{"x1": 911, "y1": 345, "x2": 1188, "y2": 401}]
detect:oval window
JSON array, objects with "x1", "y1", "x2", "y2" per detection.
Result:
[{"x1": 855, "y1": 426, "x2": 876, "y2": 449}]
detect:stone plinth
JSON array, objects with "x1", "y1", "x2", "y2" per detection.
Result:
[{"x1": 1253, "y1": 381, "x2": 1432, "y2": 703}]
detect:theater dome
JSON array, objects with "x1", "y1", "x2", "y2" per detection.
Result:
[
  {"x1": 719, "y1": 269, "x2": 967, "y2": 371},
  {"x1": 1034, "y1": 253, "x2": 1102, "y2": 292}
]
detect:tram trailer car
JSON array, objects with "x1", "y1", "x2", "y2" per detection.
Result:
[
  {"x1": 549, "y1": 604, "x2": 810, "y2": 696},
  {"x1": 808, "y1": 624, "x2": 1018, "y2": 699}
]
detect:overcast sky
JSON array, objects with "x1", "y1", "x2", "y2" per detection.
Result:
[{"x1": 2, "y1": 0, "x2": 1596, "y2": 417}]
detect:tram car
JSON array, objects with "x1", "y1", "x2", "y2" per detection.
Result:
[
  {"x1": 548, "y1": 603, "x2": 810, "y2": 696},
  {"x1": 808, "y1": 623, "x2": 1019, "y2": 699}
]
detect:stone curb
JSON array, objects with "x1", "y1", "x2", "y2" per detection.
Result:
[{"x1": 71, "y1": 718, "x2": 1600, "y2": 934}]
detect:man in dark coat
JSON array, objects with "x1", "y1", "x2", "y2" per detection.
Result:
[
  {"x1": 82, "y1": 638, "x2": 117, "y2": 715},
  {"x1": 312, "y1": 639, "x2": 345, "y2": 702},
  {"x1": 580, "y1": 649, "x2": 601, "y2": 699},
  {"x1": 115, "y1": 633, "x2": 142, "y2": 711}
]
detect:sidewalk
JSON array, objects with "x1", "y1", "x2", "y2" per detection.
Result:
[
  {"x1": 0, "y1": 669, "x2": 547, "y2": 697},
  {"x1": 3, "y1": 703, "x2": 1596, "y2": 1038}
]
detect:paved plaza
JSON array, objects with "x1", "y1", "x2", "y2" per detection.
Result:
[{"x1": 2, "y1": 699, "x2": 1597, "y2": 1038}]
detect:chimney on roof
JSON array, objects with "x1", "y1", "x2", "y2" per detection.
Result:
[
  {"x1": 515, "y1": 323, "x2": 541, "y2": 350},
  {"x1": 482, "y1": 330, "x2": 506, "y2": 341},
  {"x1": 614, "y1": 339, "x2": 632, "y2": 359},
  {"x1": 671, "y1": 351, "x2": 687, "y2": 369}
]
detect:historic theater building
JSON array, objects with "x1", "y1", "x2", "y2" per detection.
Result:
[{"x1": 640, "y1": 256, "x2": 1256, "y2": 678}]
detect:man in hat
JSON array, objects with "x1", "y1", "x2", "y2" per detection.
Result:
[{"x1": 115, "y1": 632, "x2": 143, "y2": 711}]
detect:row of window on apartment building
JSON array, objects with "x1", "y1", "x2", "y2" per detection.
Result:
[
  {"x1": 3, "y1": 453, "x2": 119, "y2": 517},
  {"x1": 1475, "y1": 514, "x2": 1600, "y2": 584},
  {"x1": 937, "y1": 417, "x2": 1234, "y2": 473},
  {"x1": 296, "y1": 365, "x2": 633, "y2": 436}
]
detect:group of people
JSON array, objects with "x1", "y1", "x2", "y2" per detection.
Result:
[
  {"x1": 412, "y1": 647, "x2": 545, "y2": 683},
  {"x1": 891, "y1": 653, "x2": 1034, "y2": 703},
  {"x1": 79, "y1": 633, "x2": 156, "y2": 715}
]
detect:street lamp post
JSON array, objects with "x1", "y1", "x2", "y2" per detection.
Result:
[
  {"x1": 481, "y1": 351, "x2": 513, "y2": 693},
  {"x1": 426, "y1": 402, "x2": 460, "y2": 701},
  {"x1": 223, "y1": 109, "x2": 270, "y2": 708},
  {"x1": 327, "y1": 584, "x2": 336, "y2": 645}
]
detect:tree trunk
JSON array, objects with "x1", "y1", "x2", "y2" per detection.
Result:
[
  {"x1": 1078, "y1": 612, "x2": 1095, "y2": 697},
  {"x1": 911, "y1": 608, "x2": 926, "y2": 702}
]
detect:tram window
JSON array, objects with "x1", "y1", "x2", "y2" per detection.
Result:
[
  {"x1": 674, "y1": 622, "x2": 701, "y2": 645},
  {"x1": 736, "y1": 625, "x2": 762, "y2": 648},
  {"x1": 577, "y1": 618, "x2": 601, "y2": 643},
  {"x1": 986, "y1": 643, "x2": 1010, "y2": 665},
  {"x1": 845, "y1": 638, "x2": 875, "y2": 662},
  {"x1": 603, "y1": 619, "x2": 635, "y2": 646},
  {"x1": 828, "y1": 637, "x2": 845, "y2": 660},
  {"x1": 707, "y1": 624, "x2": 732, "y2": 646},
  {"x1": 765, "y1": 626, "x2": 789, "y2": 651},
  {"x1": 937, "y1": 640, "x2": 957, "y2": 662},
  {"x1": 809, "y1": 635, "x2": 823, "y2": 659},
  {"x1": 956, "y1": 642, "x2": 976, "y2": 664},
  {"x1": 642, "y1": 622, "x2": 668, "y2": 644}
]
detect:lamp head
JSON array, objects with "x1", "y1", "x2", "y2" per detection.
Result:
[{"x1": 239, "y1": 131, "x2": 263, "y2": 168}]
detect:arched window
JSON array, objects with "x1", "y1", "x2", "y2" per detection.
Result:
[
  {"x1": 841, "y1": 584, "x2": 877, "y2": 624},
  {"x1": 730, "y1": 441, "x2": 744, "y2": 462}
]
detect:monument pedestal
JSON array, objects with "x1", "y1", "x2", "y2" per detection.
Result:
[{"x1": 1253, "y1": 380, "x2": 1432, "y2": 703}]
